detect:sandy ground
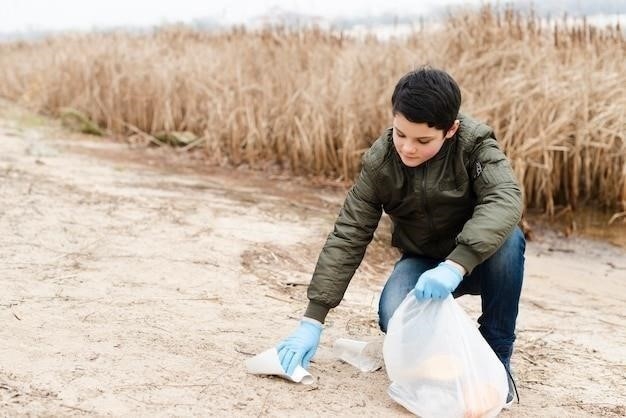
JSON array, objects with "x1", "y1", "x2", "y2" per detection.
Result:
[{"x1": 1, "y1": 104, "x2": 625, "y2": 417}]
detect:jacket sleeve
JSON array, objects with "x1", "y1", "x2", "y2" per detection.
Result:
[
  {"x1": 304, "y1": 154, "x2": 383, "y2": 323},
  {"x1": 447, "y1": 136, "x2": 522, "y2": 274}
]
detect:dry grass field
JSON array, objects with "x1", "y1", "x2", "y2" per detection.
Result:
[{"x1": 0, "y1": 6, "x2": 624, "y2": 216}]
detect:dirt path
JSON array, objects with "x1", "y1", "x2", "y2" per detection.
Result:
[{"x1": 1, "y1": 105, "x2": 625, "y2": 417}]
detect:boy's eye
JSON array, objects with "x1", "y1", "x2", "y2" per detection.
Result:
[
  {"x1": 418, "y1": 140, "x2": 431, "y2": 145},
  {"x1": 397, "y1": 132, "x2": 406, "y2": 138}
]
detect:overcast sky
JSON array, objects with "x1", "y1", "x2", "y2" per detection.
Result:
[
  {"x1": 2, "y1": 0, "x2": 480, "y2": 33},
  {"x1": 3, "y1": 0, "x2": 624, "y2": 35}
]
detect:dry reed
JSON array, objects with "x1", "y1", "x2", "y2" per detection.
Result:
[{"x1": 0, "y1": 6, "x2": 624, "y2": 214}]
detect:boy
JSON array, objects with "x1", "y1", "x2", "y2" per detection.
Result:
[{"x1": 276, "y1": 67, "x2": 524, "y2": 404}]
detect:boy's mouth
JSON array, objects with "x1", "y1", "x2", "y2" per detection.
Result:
[
  {"x1": 401, "y1": 154, "x2": 420, "y2": 161},
  {"x1": 400, "y1": 155, "x2": 423, "y2": 166}
]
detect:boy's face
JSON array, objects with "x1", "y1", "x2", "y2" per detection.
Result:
[{"x1": 392, "y1": 113, "x2": 459, "y2": 168}]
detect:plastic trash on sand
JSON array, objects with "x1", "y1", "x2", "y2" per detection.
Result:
[
  {"x1": 383, "y1": 291, "x2": 509, "y2": 418},
  {"x1": 245, "y1": 347, "x2": 314, "y2": 385},
  {"x1": 333, "y1": 338, "x2": 383, "y2": 372}
]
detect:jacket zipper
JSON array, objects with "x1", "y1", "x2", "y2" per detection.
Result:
[{"x1": 422, "y1": 160, "x2": 435, "y2": 236}]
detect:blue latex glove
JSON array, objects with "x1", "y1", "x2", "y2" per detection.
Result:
[
  {"x1": 415, "y1": 262, "x2": 463, "y2": 300},
  {"x1": 276, "y1": 319, "x2": 322, "y2": 376}
]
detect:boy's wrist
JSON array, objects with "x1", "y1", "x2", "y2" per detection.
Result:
[
  {"x1": 304, "y1": 301, "x2": 330, "y2": 324},
  {"x1": 444, "y1": 259, "x2": 466, "y2": 276},
  {"x1": 446, "y1": 244, "x2": 481, "y2": 275},
  {"x1": 301, "y1": 317, "x2": 323, "y2": 328}
]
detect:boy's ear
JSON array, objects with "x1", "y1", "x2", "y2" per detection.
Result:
[{"x1": 444, "y1": 119, "x2": 460, "y2": 140}]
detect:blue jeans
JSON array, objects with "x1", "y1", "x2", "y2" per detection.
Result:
[{"x1": 378, "y1": 227, "x2": 525, "y2": 368}]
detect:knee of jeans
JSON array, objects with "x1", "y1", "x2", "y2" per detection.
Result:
[
  {"x1": 509, "y1": 226, "x2": 526, "y2": 253},
  {"x1": 378, "y1": 303, "x2": 392, "y2": 333},
  {"x1": 378, "y1": 293, "x2": 401, "y2": 333},
  {"x1": 494, "y1": 227, "x2": 526, "y2": 265}
]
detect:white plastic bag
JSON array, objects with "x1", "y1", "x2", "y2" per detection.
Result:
[{"x1": 383, "y1": 291, "x2": 508, "y2": 418}]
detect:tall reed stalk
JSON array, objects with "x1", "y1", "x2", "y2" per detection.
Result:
[{"x1": 0, "y1": 6, "x2": 624, "y2": 213}]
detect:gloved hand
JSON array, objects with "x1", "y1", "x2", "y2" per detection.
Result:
[
  {"x1": 415, "y1": 262, "x2": 463, "y2": 300},
  {"x1": 276, "y1": 319, "x2": 322, "y2": 376}
]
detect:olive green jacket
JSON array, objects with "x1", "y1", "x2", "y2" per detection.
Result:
[{"x1": 304, "y1": 114, "x2": 523, "y2": 323}]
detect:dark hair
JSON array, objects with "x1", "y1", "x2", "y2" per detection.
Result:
[{"x1": 391, "y1": 66, "x2": 462, "y2": 132}]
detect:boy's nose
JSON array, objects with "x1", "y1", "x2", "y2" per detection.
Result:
[{"x1": 403, "y1": 143, "x2": 417, "y2": 155}]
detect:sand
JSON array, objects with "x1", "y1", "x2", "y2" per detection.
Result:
[{"x1": 1, "y1": 104, "x2": 625, "y2": 417}]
